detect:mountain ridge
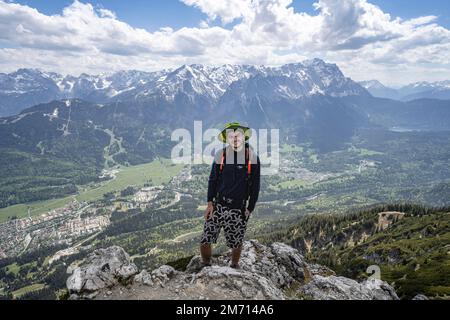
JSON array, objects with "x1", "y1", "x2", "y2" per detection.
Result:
[
  {"x1": 360, "y1": 79, "x2": 450, "y2": 101},
  {"x1": 0, "y1": 59, "x2": 368, "y2": 117}
]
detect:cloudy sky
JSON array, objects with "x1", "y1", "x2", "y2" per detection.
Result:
[{"x1": 0, "y1": 0, "x2": 449, "y2": 86}]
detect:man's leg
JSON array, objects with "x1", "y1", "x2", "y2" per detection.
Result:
[
  {"x1": 200, "y1": 243, "x2": 212, "y2": 265},
  {"x1": 199, "y1": 203, "x2": 222, "y2": 266},
  {"x1": 225, "y1": 207, "x2": 248, "y2": 268},
  {"x1": 230, "y1": 245, "x2": 242, "y2": 267}
]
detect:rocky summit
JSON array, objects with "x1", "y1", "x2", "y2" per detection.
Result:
[{"x1": 66, "y1": 240, "x2": 399, "y2": 300}]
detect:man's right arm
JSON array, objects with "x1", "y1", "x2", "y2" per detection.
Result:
[
  {"x1": 205, "y1": 160, "x2": 218, "y2": 220},
  {"x1": 207, "y1": 160, "x2": 218, "y2": 203}
]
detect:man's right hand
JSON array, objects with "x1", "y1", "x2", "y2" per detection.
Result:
[{"x1": 204, "y1": 202, "x2": 214, "y2": 220}]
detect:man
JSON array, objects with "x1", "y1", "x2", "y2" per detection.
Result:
[{"x1": 200, "y1": 122, "x2": 260, "y2": 269}]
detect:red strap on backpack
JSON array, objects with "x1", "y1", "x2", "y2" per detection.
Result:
[
  {"x1": 246, "y1": 147, "x2": 252, "y2": 175},
  {"x1": 219, "y1": 147, "x2": 252, "y2": 174},
  {"x1": 220, "y1": 151, "x2": 225, "y2": 172}
]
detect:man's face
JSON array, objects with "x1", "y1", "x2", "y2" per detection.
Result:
[{"x1": 226, "y1": 129, "x2": 245, "y2": 150}]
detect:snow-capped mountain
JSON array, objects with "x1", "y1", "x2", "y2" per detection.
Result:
[
  {"x1": 0, "y1": 59, "x2": 367, "y2": 116},
  {"x1": 0, "y1": 69, "x2": 63, "y2": 116},
  {"x1": 2, "y1": 61, "x2": 449, "y2": 160},
  {"x1": 359, "y1": 79, "x2": 450, "y2": 101},
  {"x1": 359, "y1": 80, "x2": 401, "y2": 100},
  {"x1": 399, "y1": 80, "x2": 450, "y2": 101},
  {"x1": 0, "y1": 69, "x2": 171, "y2": 116},
  {"x1": 57, "y1": 70, "x2": 170, "y2": 101},
  {"x1": 119, "y1": 64, "x2": 259, "y2": 104}
]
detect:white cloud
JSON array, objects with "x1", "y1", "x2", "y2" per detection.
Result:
[
  {"x1": 0, "y1": 0, "x2": 449, "y2": 85},
  {"x1": 0, "y1": 0, "x2": 222, "y2": 56},
  {"x1": 180, "y1": 0, "x2": 252, "y2": 24},
  {"x1": 98, "y1": 8, "x2": 116, "y2": 19},
  {"x1": 199, "y1": 20, "x2": 209, "y2": 28}
]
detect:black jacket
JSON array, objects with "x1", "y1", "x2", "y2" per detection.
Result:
[{"x1": 207, "y1": 146, "x2": 260, "y2": 212}]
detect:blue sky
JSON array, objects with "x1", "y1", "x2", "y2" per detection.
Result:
[
  {"x1": 12, "y1": 0, "x2": 450, "y2": 30},
  {"x1": 1, "y1": 0, "x2": 449, "y2": 85},
  {"x1": 12, "y1": 0, "x2": 206, "y2": 31}
]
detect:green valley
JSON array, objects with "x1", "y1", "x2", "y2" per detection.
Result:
[{"x1": 1, "y1": 127, "x2": 449, "y2": 300}]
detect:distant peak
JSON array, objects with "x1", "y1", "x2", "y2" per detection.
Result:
[
  {"x1": 12, "y1": 68, "x2": 44, "y2": 76},
  {"x1": 359, "y1": 80, "x2": 386, "y2": 89},
  {"x1": 302, "y1": 58, "x2": 326, "y2": 66}
]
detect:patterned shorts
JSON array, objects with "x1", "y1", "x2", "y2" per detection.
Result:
[{"x1": 200, "y1": 202, "x2": 250, "y2": 249}]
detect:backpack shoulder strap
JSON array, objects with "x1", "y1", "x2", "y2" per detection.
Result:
[
  {"x1": 244, "y1": 146, "x2": 253, "y2": 203},
  {"x1": 246, "y1": 147, "x2": 252, "y2": 175},
  {"x1": 219, "y1": 147, "x2": 226, "y2": 172}
]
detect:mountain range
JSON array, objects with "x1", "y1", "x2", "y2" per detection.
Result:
[
  {"x1": 0, "y1": 59, "x2": 367, "y2": 117},
  {"x1": 1, "y1": 60, "x2": 449, "y2": 144},
  {"x1": 0, "y1": 59, "x2": 372, "y2": 158},
  {"x1": 1, "y1": 59, "x2": 450, "y2": 195},
  {"x1": 359, "y1": 79, "x2": 450, "y2": 101},
  {"x1": 2, "y1": 61, "x2": 449, "y2": 120}
]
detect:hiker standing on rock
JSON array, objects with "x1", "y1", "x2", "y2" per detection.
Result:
[{"x1": 200, "y1": 122, "x2": 261, "y2": 269}]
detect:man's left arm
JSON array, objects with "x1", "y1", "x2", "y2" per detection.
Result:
[{"x1": 247, "y1": 156, "x2": 260, "y2": 213}]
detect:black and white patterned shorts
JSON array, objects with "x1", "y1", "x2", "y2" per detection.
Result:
[{"x1": 200, "y1": 202, "x2": 250, "y2": 249}]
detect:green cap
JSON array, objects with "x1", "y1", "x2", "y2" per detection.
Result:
[{"x1": 218, "y1": 122, "x2": 252, "y2": 143}]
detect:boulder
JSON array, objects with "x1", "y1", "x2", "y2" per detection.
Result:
[
  {"x1": 134, "y1": 270, "x2": 153, "y2": 286},
  {"x1": 66, "y1": 246, "x2": 138, "y2": 299},
  {"x1": 300, "y1": 275, "x2": 399, "y2": 300},
  {"x1": 189, "y1": 265, "x2": 286, "y2": 300}
]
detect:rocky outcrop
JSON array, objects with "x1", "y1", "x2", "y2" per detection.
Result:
[
  {"x1": 300, "y1": 276, "x2": 399, "y2": 300},
  {"x1": 66, "y1": 246, "x2": 139, "y2": 299},
  {"x1": 66, "y1": 240, "x2": 399, "y2": 300}
]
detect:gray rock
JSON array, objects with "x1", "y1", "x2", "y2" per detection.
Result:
[
  {"x1": 306, "y1": 264, "x2": 336, "y2": 277},
  {"x1": 412, "y1": 294, "x2": 429, "y2": 300},
  {"x1": 185, "y1": 256, "x2": 206, "y2": 273},
  {"x1": 215, "y1": 240, "x2": 307, "y2": 289},
  {"x1": 362, "y1": 278, "x2": 399, "y2": 300},
  {"x1": 151, "y1": 265, "x2": 177, "y2": 285},
  {"x1": 66, "y1": 240, "x2": 400, "y2": 301},
  {"x1": 193, "y1": 265, "x2": 286, "y2": 300},
  {"x1": 300, "y1": 275, "x2": 399, "y2": 300},
  {"x1": 134, "y1": 270, "x2": 153, "y2": 286},
  {"x1": 66, "y1": 246, "x2": 138, "y2": 298}
]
